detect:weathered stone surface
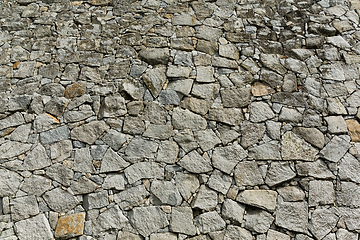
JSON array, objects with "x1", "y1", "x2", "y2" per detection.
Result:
[
  {"x1": 0, "y1": 168, "x2": 23, "y2": 197},
  {"x1": 178, "y1": 150, "x2": 213, "y2": 173},
  {"x1": 248, "y1": 142, "x2": 282, "y2": 160},
  {"x1": 221, "y1": 199, "x2": 245, "y2": 224},
  {"x1": 14, "y1": 214, "x2": 53, "y2": 240},
  {"x1": 170, "y1": 207, "x2": 197, "y2": 235},
  {"x1": 43, "y1": 188, "x2": 79, "y2": 213},
  {"x1": 143, "y1": 124, "x2": 173, "y2": 140},
  {"x1": 92, "y1": 205, "x2": 128, "y2": 234},
  {"x1": 212, "y1": 144, "x2": 247, "y2": 174},
  {"x1": 277, "y1": 186, "x2": 305, "y2": 202},
  {"x1": 325, "y1": 116, "x2": 348, "y2": 134},
  {"x1": 83, "y1": 190, "x2": 109, "y2": 210},
  {"x1": 319, "y1": 135, "x2": 350, "y2": 162},
  {"x1": 240, "y1": 121, "x2": 266, "y2": 149},
  {"x1": 20, "y1": 175, "x2": 51, "y2": 196},
  {"x1": 175, "y1": 172, "x2": 200, "y2": 201},
  {"x1": 309, "y1": 208, "x2": 339, "y2": 240},
  {"x1": 249, "y1": 101, "x2": 275, "y2": 122},
  {"x1": 275, "y1": 202, "x2": 308, "y2": 233},
  {"x1": 102, "y1": 173, "x2": 125, "y2": 191},
  {"x1": 125, "y1": 137, "x2": 159, "y2": 160},
  {"x1": 339, "y1": 153, "x2": 360, "y2": 184},
  {"x1": 208, "y1": 108, "x2": 243, "y2": 126},
  {"x1": 265, "y1": 162, "x2": 296, "y2": 187},
  {"x1": 236, "y1": 190, "x2": 278, "y2": 212},
  {"x1": 345, "y1": 119, "x2": 360, "y2": 142},
  {"x1": 50, "y1": 140, "x2": 72, "y2": 162},
  {"x1": 172, "y1": 107, "x2": 207, "y2": 130},
  {"x1": 143, "y1": 67, "x2": 167, "y2": 98},
  {"x1": 339, "y1": 207, "x2": 360, "y2": 231},
  {"x1": 0, "y1": 141, "x2": 32, "y2": 160},
  {"x1": 20, "y1": 143, "x2": 51, "y2": 170},
  {"x1": 234, "y1": 161, "x2": 264, "y2": 186},
  {"x1": 281, "y1": 131, "x2": 319, "y2": 161},
  {"x1": 192, "y1": 185, "x2": 218, "y2": 211},
  {"x1": 309, "y1": 180, "x2": 335, "y2": 206},
  {"x1": 296, "y1": 160, "x2": 335, "y2": 179},
  {"x1": 267, "y1": 229, "x2": 290, "y2": 240},
  {"x1": 336, "y1": 181, "x2": 360, "y2": 208},
  {"x1": 194, "y1": 129, "x2": 221, "y2": 152},
  {"x1": 40, "y1": 125, "x2": 71, "y2": 144},
  {"x1": 100, "y1": 94, "x2": 127, "y2": 118},
  {"x1": 292, "y1": 127, "x2": 325, "y2": 149},
  {"x1": 73, "y1": 147, "x2": 95, "y2": 173},
  {"x1": 71, "y1": 121, "x2": 109, "y2": 144},
  {"x1": 55, "y1": 212, "x2": 85, "y2": 239},
  {"x1": 221, "y1": 87, "x2": 251, "y2": 108},
  {"x1": 124, "y1": 162, "x2": 164, "y2": 184},
  {"x1": 100, "y1": 148, "x2": 130, "y2": 173},
  {"x1": 151, "y1": 180, "x2": 182, "y2": 206},
  {"x1": 156, "y1": 140, "x2": 179, "y2": 164},
  {"x1": 207, "y1": 169, "x2": 232, "y2": 194},
  {"x1": 11, "y1": 195, "x2": 39, "y2": 222},
  {"x1": 195, "y1": 211, "x2": 226, "y2": 234},
  {"x1": 0, "y1": 112, "x2": 25, "y2": 131},
  {"x1": 114, "y1": 184, "x2": 150, "y2": 210},
  {"x1": 46, "y1": 163, "x2": 74, "y2": 187},
  {"x1": 139, "y1": 48, "x2": 169, "y2": 65},
  {"x1": 243, "y1": 208, "x2": 274, "y2": 234},
  {"x1": 70, "y1": 176, "x2": 98, "y2": 195}
]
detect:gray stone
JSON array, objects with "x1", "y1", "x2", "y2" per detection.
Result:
[
  {"x1": 150, "y1": 233, "x2": 177, "y2": 240},
  {"x1": 178, "y1": 150, "x2": 213, "y2": 173},
  {"x1": 38, "y1": 83, "x2": 64, "y2": 97},
  {"x1": 265, "y1": 162, "x2": 297, "y2": 187},
  {"x1": 249, "y1": 101, "x2": 275, "y2": 122},
  {"x1": 151, "y1": 180, "x2": 182, "y2": 206},
  {"x1": 143, "y1": 67, "x2": 167, "y2": 98},
  {"x1": 40, "y1": 125, "x2": 71, "y2": 144},
  {"x1": 336, "y1": 181, "x2": 360, "y2": 208},
  {"x1": 296, "y1": 160, "x2": 335, "y2": 179},
  {"x1": 309, "y1": 180, "x2": 334, "y2": 207},
  {"x1": 275, "y1": 202, "x2": 308, "y2": 233},
  {"x1": 92, "y1": 205, "x2": 128, "y2": 234},
  {"x1": 277, "y1": 186, "x2": 305, "y2": 202},
  {"x1": 125, "y1": 138, "x2": 159, "y2": 160},
  {"x1": 336, "y1": 229, "x2": 358, "y2": 240},
  {"x1": 100, "y1": 94, "x2": 127, "y2": 118},
  {"x1": 221, "y1": 199, "x2": 245, "y2": 224},
  {"x1": 70, "y1": 176, "x2": 98, "y2": 195},
  {"x1": 208, "y1": 108, "x2": 244, "y2": 126},
  {"x1": 44, "y1": 97, "x2": 70, "y2": 117},
  {"x1": 73, "y1": 147, "x2": 95, "y2": 173},
  {"x1": 266, "y1": 120, "x2": 282, "y2": 140},
  {"x1": 170, "y1": 207, "x2": 196, "y2": 235},
  {"x1": 167, "y1": 79, "x2": 194, "y2": 96},
  {"x1": 43, "y1": 188, "x2": 79, "y2": 213},
  {"x1": 20, "y1": 143, "x2": 51, "y2": 171},
  {"x1": 309, "y1": 208, "x2": 339, "y2": 240},
  {"x1": 172, "y1": 14, "x2": 201, "y2": 26},
  {"x1": 221, "y1": 87, "x2": 251, "y2": 108},
  {"x1": 235, "y1": 161, "x2": 264, "y2": 186},
  {"x1": 284, "y1": 58, "x2": 309, "y2": 75},
  {"x1": 327, "y1": 98, "x2": 347, "y2": 115},
  {"x1": 14, "y1": 61, "x2": 36, "y2": 78},
  {"x1": 281, "y1": 131, "x2": 319, "y2": 161},
  {"x1": 173, "y1": 129, "x2": 198, "y2": 153},
  {"x1": 167, "y1": 65, "x2": 192, "y2": 78},
  {"x1": 319, "y1": 135, "x2": 350, "y2": 163},
  {"x1": 124, "y1": 162, "x2": 164, "y2": 184},
  {"x1": 8, "y1": 95, "x2": 32, "y2": 112},
  {"x1": 102, "y1": 129, "x2": 129, "y2": 151},
  {"x1": 63, "y1": 109, "x2": 94, "y2": 123},
  {"x1": 339, "y1": 207, "x2": 360, "y2": 231},
  {"x1": 236, "y1": 190, "x2": 277, "y2": 212},
  {"x1": 100, "y1": 148, "x2": 130, "y2": 173},
  {"x1": 212, "y1": 144, "x2": 247, "y2": 174},
  {"x1": 324, "y1": 83, "x2": 348, "y2": 97},
  {"x1": 240, "y1": 121, "x2": 266, "y2": 149},
  {"x1": 207, "y1": 170, "x2": 232, "y2": 194},
  {"x1": 339, "y1": 153, "x2": 360, "y2": 184},
  {"x1": 50, "y1": 140, "x2": 72, "y2": 162},
  {"x1": 102, "y1": 173, "x2": 125, "y2": 191},
  {"x1": 158, "y1": 90, "x2": 180, "y2": 105},
  {"x1": 143, "y1": 124, "x2": 173, "y2": 140},
  {"x1": 117, "y1": 231, "x2": 143, "y2": 240},
  {"x1": 175, "y1": 172, "x2": 200, "y2": 201},
  {"x1": 0, "y1": 141, "x2": 32, "y2": 160},
  {"x1": 191, "y1": 83, "x2": 220, "y2": 100},
  {"x1": 180, "y1": 97, "x2": 211, "y2": 116},
  {"x1": 46, "y1": 163, "x2": 74, "y2": 187},
  {"x1": 20, "y1": 175, "x2": 51, "y2": 196},
  {"x1": 292, "y1": 127, "x2": 325, "y2": 149},
  {"x1": 248, "y1": 141, "x2": 282, "y2": 160},
  {"x1": 139, "y1": 48, "x2": 169, "y2": 65},
  {"x1": 123, "y1": 116, "x2": 145, "y2": 135},
  {"x1": 34, "y1": 113, "x2": 60, "y2": 133},
  {"x1": 192, "y1": 185, "x2": 218, "y2": 211},
  {"x1": 260, "y1": 69, "x2": 283, "y2": 89},
  {"x1": 14, "y1": 214, "x2": 53, "y2": 240},
  {"x1": 223, "y1": 225, "x2": 252, "y2": 240},
  {"x1": 0, "y1": 168, "x2": 23, "y2": 198},
  {"x1": 282, "y1": 73, "x2": 298, "y2": 93},
  {"x1": 0, "y1": 112, "x2": 25, "y2": 131},
  {"x1": 156, "y1": 140, "x2": 179, "y2": 164},
  {"x1": 196, "y1": 39, "x2": 218, "y2": 55},
  {"x1": 325, "y1": 116, "x2": 348, "y2": 134},
  {"x1": 129, "y1": 207, "x2": 169, "y2": 237},
  {"x1": 279, "y1": 107, "x2": 303, "y2": 123},
  {"x1": 260, "y1": 54, "x2": 287, "y2": 75},
  {"x1": 271, "y1": 92, "x2": 307, "y2": 107},
  {"x1": 243, "y1": 208, "x2": 274, "y2": 234},
  {"x1": 83, "y1": 190, "x2": 109, "y2": 210},
  {"x1": 196, "y1": 66, "x2": 215, "y2": 83},
  {"x1": 172, "y1": 107, "x2": 207, "y2": 130},
  {"x1": 71, "y1": 121, "x2": 109, "y2": 144},
  {"x1": 195, "y1": 211, "x2": 226, "y2": 234},
  {"x1": 219, "y1": 44, "x2": 239, "y2": 60},
  {"x1": 114, "y1": 184, "x2": 150, "y2": 210},
  {"x1": 8, "y1": 124, "x2": 31, "y2": 143},
  {"x1": 11, "y1": 195, "x2": 39, "y2": 222},
  {"x1": 267, "y1": 229, "x2": 290, "y2": 240},
  {"x1": 194, "y1": 129, "x2": 221, "y2": 152}
]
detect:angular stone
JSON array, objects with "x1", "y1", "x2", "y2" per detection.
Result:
[
  {"x1": 170, "y1": 207, "x2": 196, "y2": 235},
  {"x1": 55, "y1": 212, "x2": 85, "y2": 239},
  {"x1": 100, "y1": 148, "x2": 130, "y2": 173},
  {"x1": 249, "y1": 101, "x2": 275, "y2": 122},
  {"x1": 43, "y1": 188, "x2": 79, "y2": 213},
  {"x1": 309, "y1": 180, "x2": 334, "y2": 206},
  {"x1": 125, "y1": 137, "x2": 159, "y2": 160},
  {"x1": 196, "y1": 66, "x2": 215, "y2": 83},
  {"x1": 63, "y1": 109, "x2": 93, "y2": 123},
  {"x1": 196, "y1": 39, "x2": 218, "y2": 55},
  {"x1": 237, "y1": 190, "x2": 277, "y2": 212},
  {"x1": 123, "y1": 116, "x2": 145, "y2": 135},
  {"x1": 195, "y1": 211, "x2": 226, "y2": 234},
  {"x1": 212, "y1": 144, "x2": 247, "y2": 174},
  {"x1": 221, "y1": 199, "x2": 245, "y2": 224},
  {"x1": 207, "y1": 170, "x2": 232, "y2": 194},
  {"x1": 151, "y1": 180, "x2": 182, "y2": 206},
  {"x1": 224, "y1": 225, "x2": 253, "y2": 240},
  {"x1": 167, "y1": 79, "x2": 194, "y2": 96},
  {"x1": 325, "y1": 116, "x2": 348, "y2": 134},
  {"x1": 20, "y1": 143, "x2": 51, "y2": 171},
  {"x1": 71, "y1": 121, "x2": 109, "y2": 144},
  {"x1": 283, "y1": 58, "x2": 309, "y2": 75},
  {"x1": 194, "y1": 129, "x2": 221, "y2": 152},
  {"x1": 172, "y1": 107, "x2": 207, "y2": 130},
  {"x1": 191, "y1": 83, "x2": 220, "y2": 100},
  {"x1": 20, "y1": 175, "x2": 51, "y2": 196},
  {"x1": 114, "y1": 184, "x2": 150, "y2": 210},
  {"x1": 336, "y1": 181, "x2": 360, "y2": 208},
  {"x1": 102, "y1": 173, "x2": 125, "y2": 191},
  {"x1": 0, "y1": 141, "x2": 32, "y2": 160},
  {"x1": 139, "y1": 48, "x2": 169, "y2": 65},
  {"x1": 158, "y1": 90, "x2": 181, "y2": 105},
  {"x1": 275, "y1": 202, "x2": 308, "y2": 233},
  {"x1": 324, "y1": 83, "x2": 348, "y2": 97},
  {"x1": 175, "y1": 172, "x2": 200, "y2": 201},
  {"x1": 50, "y1": 140, "x2": 72, "y2": 162},
  {"x1": 309, "y1": 208, "x2": 339, "y2": 240},
  {"x1": 44, "y1": 97, "x2": 70, "y2": 117},
  {"x1": 143, "y1": 124, "x2": 173, "y2": 140},
  {"x1": 11, "y1": 195, "x2": 39, "y2": 222},
  {"x1": 33, "y1": 113, "x2": 60, "y2": 134},
  {"x1": 102, "y1": 129, "x2": 129, "y2": 151},
  {"x1": 243, "y1": 208, "x2": 274, "y2": 234},
  {"x1": 277, "y1": 186, "x2": 305, "y2": 202},
  {"x1": 327, "y1": 97, "x2": 347, "y2": 115},
  {"x1": 336, "y1": 229, "x2": 358, "y2": 240},
  {"x1": 279, "y1": 107, "x2": 303, "y2": 123},
  {"x1": 46, "y1": 163, "x2": 74, "y2": 187},
  {"x1": 221, "y1": 87, "x2": 251, "y2": 108},
  {"x1": 117, "y1": 232, "x2": 143, "y2": 240},
  {"x1": 172, "y1": 14, "x2": 201, "y2": 26},
  {"x1": 100, "y1": 94, "x2": 127, "y2": 118},
  {"x1": 150, "y1": 233, "x2": 177, "y2": 240},
  {"x1": 173, "y1": 129, "x2": 198, "y2": 153},
  {"x1": 234, "y1": 161, "x2": 264, "y2": 186},
  {"x1": 143, "y1": 67, "x2": 166, "y2": 98},
  {"x1": 339, "y1": 153, "x2": 360, "y2": 184},
  {"x1": 208, "y1": 108, "x2": 244, "y2": 126},
  {"x1": 178, "y1": 150, "x2": 213, "y2": 173},
  {"x1": 129, "y1": 207, "x2": 169, "y2": 237},
  {"x1": 0, "y1": 112, "x2": 25, "y2": 131},
  {"x1": 70, "y1": 176, "x2": 98, "y2": 195},
  {"x1": 319, "y1": 135, "x2": 350, "y2": 163},
  {"x1": 40, "y1": 125, "x2": 71, "y2": 145},
  {"x1": 192, "y1": 185, "x2": 218, "y2": 211},
  {"x1": 281, "y1": 131, "x2": 319, "y2": 161},
  {"x1": 339, "y1": 207, "x2": 360, "y2": 231},
  {"x1": 83, "y1": 190, "x2": 109, "y2": 210},
  {"x1": 156, "y1": 141, "x2": 179, "y2": 164},
  {"x1": 296, "y1": 160, "x2": 335, "y2": 179},
  {"x1": 267, "y1": 229, "x2": 290, "y2": 240},
  {"x1": 248, "y1": 142, "x2": 282, "y2": 160},
  {"x1": 73, "y1": 147, "x2": 95, "y2": 173},
  {"x1": 14, "y1": 214, "x2": 53, "y2": 240},
  {"x1": 92, "y1": 205, "x2": 128, "y2": 234},
  {"x1": 170, "y1": 37, "x2": 194, "y2": 51},
  {"x1": 240, "y1": 121, "x2": 266, "y2": 149},
  {"x1": 219, "y1": 44, "x2": 239, "y2": 60},
  {"x1": 260, "y1": 54, "x2": 287, "y2": 75},
  {"x1": 260, "y1": 69, "x2": 283, "y2": 88},
  {"x1": 124, "y1": 162, "x2": 164, "y2": 184},
  {"x1": 292, "y1": 127, "x2": 325, "y2": 149},
  {"x1": 167, "y1": 65, "x2": 192, "y2": 78},
  {"x1": 271, "y1": 92, "x2": 307, "y2": 107},
  {"x1": 251, "y1": 82, "x2": 275, "y2": 96},
  {"x1": 180, "y1": 97, "x2": 211, "y2": 115}
]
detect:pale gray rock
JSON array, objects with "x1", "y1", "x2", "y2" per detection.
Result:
[
  {"x1": 219, "y1": 44, "x2": 239, "y2": 60},
  {"x1": 91, "y1": 145, "x2": 108, "y2": 160},
  {"x1": 46, "y1": 163, "x2": 74, "y2": 187},
  {"x1": 277, "y1": 186, "x2": 305, "y2": 202},
  {"x1": 14, "y1": 61, "x2": 36, "y2": 78},
  {"x1": 44, "y1": 97, "x2": 70, "y2": 117},
  {"x1": 124, "y1": 162, "x2": 164, "y2": 184},
  {"x1": 309, "y1": 180, "x2": 335, "y2": 206},
  {"x1": 11, "y1": 195, "x2": 39, "y2": 222},
  {"x1": 172, "y1": 108, "x2": 207, "y2": 130},
  {"x1": 260, "y1": 54, "x2": 287, "y2": 75},
  {"x1": 248, "y1": 141, "x2": 282, "y2": 160},
  {"x1": 296, "y1": 160, "x2": 335, "y2": 179},
  {"x1": 14, "y1": 214, "x2": 53, "y2": 240},
  {"x1": 212, "y1": 144, "x2": 247, "y2": 174},
  {"x1": 143, "y1": 124, "x2": 173, "y2": 140},
  {"x1": 267, "y1": 229, "x2": 290, "y2": 240},
  {"x1": 129, "y1": 206, "x2": 169, "y2": 237},
  {"x1": 92, "y1": 205, "x2": 128, "y2": 234},
  {"x1": 191, "y1": 83, "x2": 220, "y2": 100},
  {"x1": 339, "y1": 153, "x2": 360, "y2": 184},
  {"x1": 224, "y1": 225, "x2": 253, "y2": 240},
  {"x1": 266, "y1": 120, "x2": 282, "y2": 140},
  {"x1": 43, "y1": 188, "x2": 79, "y2": 213},
  {"x1": 50, "y1": 140, "x2": 72, "y2": 162},
  {"x1": 99, "y1": 94, "x2": 127, "y2": 118},
  {"x1": 102, "y1": 174, "x2": 125, "y2": 191},
  {"x1": 271, "y1": 92, "x2": 307, "y2": 107},
  {"x1": 265, "y1": 162, "x2": 295, "y2": 186},
  {"x1": 71, "y1": 121, "x2": 109, "y2": 144},
  {"x1": 320, "y1": 63, "x2": 345, "y2": 81},
  {"x1": 172, "y1": 14, "x2": 201, "y2": 26},
  {"x1": 324, "y1": 83, "x2": 348, "y2": 97},
  {"x1": 114, "y1": 184, "x2": 150, "y2": 210},
  {"x1": 40, "y1": 125, "x2": 71, "y2": 144},
  {"x1": 0, "y1": 112, "x2": 25, "y2": 131},
  {"x1": 83, "y1": 190, "x2": 109, "y2": 210},
  {"x1": 173, "y1": 129, "x2": 198, "y2": 153},
  {"x1": 123, "y1": 116, "x2": 145, "y2": 135},
  {"x1": 8, "y1": 95, "x2": 32, "y2": 112},
  {"x1": 175, "y1": 172, "x2": 200, "y2": 201},
  {"x1": 221, "y1": 199, "x2": 245, "y2": 225},
  {"x1": 234, "y1": 161, "x2": 264, "y2": 186},
  {"x1": 195, "y1": 211, "x2": 226, "y2": 234},
  {"x1": 327, "y1": 97, "x2": 347, "y2": 115},
  {"x1": 150, "y1": 233, "x2": 177, "y2": 240},
  {"x1": 237, "y1": 190, "x2": 277, "y2": 212},
  {"x1": 292, "y1": 127, "x2": 325, "y2": 149},
  {"x1": 196, "y1": 25, "x2": 222, "y2": 42},
  {"x1": 194, "y1": 129, "x2": 221, "y2": 152},
  {"x1": 221, "y1": 87, "x2": 251, "y2": 108},
  {"x1": 167, "y1": 65, "x2": 192, "y2": 78},
  {"x1": 125, "y1": 137, "x2": 159, "y2": 160},
  {"x1": 339, "y1": 207, "x2": 360, "y2": 231},
  {"x1": 240, "y1": 121, "x2": 266, "y2": 149},
  {"x1": 0, "y1": 170, "x2": 22, "y2": 197},
  {"x1": 207, "y1": 170, "x2": 232, "y2": 194},
  {"x1": 196, "y1": 66, "x2": 215, "y2": 83},
  {"x1": 63, "y1": 109, "x2": 93, "y2": 123},
  {"x1": 100, "y1": 148, "x2": 130, "y2": 173},
  {"x1": 20, "y1": 143, "x2": 51, "y2": 171},
  {"x1": 282, "y1": 72, "x2": 298, "y2": 93},
  {"x1": 156, "y1": 141, "x2": 179, "y2": 164},
  {"x1": 326, "y1": 36, "x2": 351, "y2": 49},
  {"x1": 158, "y1": 90, "x2": 180, "y2": 105},
  {"x1": 20, "y1": 175, "x2": 51, "y2": 196},
  {"x1": 167, "y1": 79, "x2": 194, "y2": 96},
  {"x1": 170, "y1": 207, "x2": 197, "y2": 236},
  {"x1": 260, "y1": 69, "x2": 283, "y2": 88},
  {"x1": 151, "y1": 180, "x2": 182, "y2": 206},
  {"x1": 319, "y1": 135, "x2": 350, "y2": 162},
  {"x1": 336, "y1": 181, "x2": 360, "y2": 208},
  {"x1": 180, "y1": 97, "x2": 211, "y2": 115},
  {"x1": 192, "y1": 185, "x2": 218, "y2": 211},
  {"x1": 336, "y1": 229, "x2": 358, "y2": 240},
  {"x1": 281, "y1": 131, "x2": 319, "y2": 161},
  {"x1": 243, "y1": 208, "x2": 274, "y2": 234},
  {"x1": 143, "y1": 67, "x2": 166, "y2": 98},
  {"x1": 208, "y1": 108, "x2": 244, "y2": 126},
  {"x1": 309, "y1": 208, "x2": 339, "y2": 240},
  {"x1": 249, "y1": 101, "x2": 275, "y2": 122},
  {"x1": 284, "y1": 58, "x2": 309, "y2": 75},
  {"x1": 275, "y1": 202, "x2": 308, "y2": 233},
  {"x1": 178, "y1": 150, "x2": 213, "y2": 173},
  {"x1": 117, "y1": 231, "x2": 143, "y2": 240},
  {"x1": 279, "y1": 107, "x2": 303, "y2": 123},
  {"x1": 325, "y1": 116, "x2": 348, "y2": 134},
  {"x1": 0, "y1": 141, "x2": 32, "y2": 160},
  {"x1": 70, "y1": 176, "x2": 98, "y2": 195},
  {"x1": 73, "y1": 147, "x2": 95, "y2": 173}
]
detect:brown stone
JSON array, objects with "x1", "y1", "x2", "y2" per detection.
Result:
[
  {"x1": 55, "y1": 212, "x2": 85, "y2": 239},
  {"x1": 346, "y1": 119, "x2": 360, "y2": 142},
  {"x1": 251, "y1": 82, "x2": 275, "y2": 96},
  {"x1": 64, "y1": 82, "x2": 86, "y2": 99}
]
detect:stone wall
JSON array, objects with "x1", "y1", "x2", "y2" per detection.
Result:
[{"x1": 1, "y1": 0, "x2": 360, "y2": 239}]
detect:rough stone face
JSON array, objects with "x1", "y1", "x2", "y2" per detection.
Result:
[
  {"x1": 207, "y1": 169, "x2": 232, "y2": 194},
  {"x1": 172, "y1": 107, "x2": 207, "y2": 130},
  {"x1": 234, "y1": 161, "x2": 264, "y2": 186},
  {"x1": 170, "y1": 207, "x2": 197, "y2": 235},
  {"x1": 55, "y1": 212, "x2": 85, "y2": 239},
  {"x1": 100, "y1": 148, "x2": 130, "y2": 173},
  {"x1": 339, "y1": 153, "x2": 360, "y2": 184},
  {"x1": 46, "y1": 163, "x2": 74, "y2": 187},
  {"x1": 249, "y1": 101, "x2": 275, "y2": 122},
  {"x1": 248, "y1": 142, "x2": 282, "y2": 160},
  {"x1": 73, "y1": 147, "x2": 95, "y2": 173},
  {"x1": 194, "y1": 129, "x2": 221, "y2": 152},
  {"x1": 178, "y1": 150, "x2": 213, "y2": 173},
  {"x1": 11, "y1": 195, "x2": 39, "y2": 222},
  {"x1": 124, "y1": 162, "x2": 164, "y2": 184},
  {"x1": 281, "y1": 131, "x2": 319, "y2": 161},
  {"x1": 212, "y1": 144, "x2": 248, "y2": 174},
  {"x1": 20, "y1": 143, "x2": 51, "y2": 170},
  {"x1": 14, "y1": 214, "x2": 53, "y2": 240},
  {"x1": 236, "y1": 190, "x2": 278, "y2": 212},
  {"x1": 319, "y1": 135, "x2": 350, "y2": 163},
  {"x1": 0, "y1": 168, "x2": 23, "y2": 197},
  {"x1": 221, "y1": 199, "x2": 245, "y2": 224},
  {"x1": 0, "y1": 141, "x2": 32, "y2": 160},
  {"x1": 308, "y1": 180, "x2": 335, "y2": 206},
  {"x1": 265, "y1": 162, "x2": 296, "y2": 187},
  {"x1": 20, "y1": 175, "x2": 51, "y2": 196},
  {"x1": 309, "y1": 208, "x2": 339, "y2": 240},
  {"x1": 221, "y1": 87, "x2": 251, "y2": 108},
  {"x1": 175, "y1": 172, "x2": 200, "y2": 201},
  {"x1": 143, "y1": 67, "x2": 167, "y2": 98},
  {"x1": 114, "y1": 184, "x2": 150, "y2": 210},
  {"x1": 195, "y1": 211, "x2": 226, "y2": 234},
  {"x1": 151, "y1": 180, "x2": 182, "y2": 206},
  {"x1": 192, "y1": 185, "x2": 218, "y2": 211},
  {"x1": 83, "y1": 190, "x2": 109, "y2": 210},
  {"x1": 71, "y1": 121, "x2": 109, "y2": 144},
  {"x1": 243, "y1": 208, "x2": 274, "y2": 234},
  {"x1": 275, "y1": 202, "x2": 308, "y2": 233},
  {"x1": 43, "y1": 188, "x2": 79, "y2": 213}
]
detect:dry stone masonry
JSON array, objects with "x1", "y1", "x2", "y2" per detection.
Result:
[{"x1": 1, "y1": 0, "x2": 360, "y2": 239}]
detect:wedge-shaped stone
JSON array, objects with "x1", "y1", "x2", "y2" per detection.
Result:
[
  {"x1": 194, "y1": 129, "x2": 221, "y2": 152},
  {"x1": 281, "y1": 131, "x2": 318, "y2": 161},
  {"x1": 114, "y1": 184, "x2": 150, "y2": 210},
  {"x1": 309, "y1": 208, "x2": 339, "y2": 240},
  {"x1": 212, "y1": 144, "x2": 247, "y2": 174},
  {"x1": 20, "y1": 143, "x2": 51, "y2": 171},
  {"x1": 100, "y1": 148, "x2": 130, "y2": 173},
  {"x1": 14, "y1": 214, "x2": 53, "y2": 240},
  {"x1": 151, "y1": 180, "x2": 182, "y2": 206},
  {"x1": 70, "y1": 176, "x2": 98, "y2": 195},
  {"x1": 175, "y1": 172, "x2": 200, "y2": 201},
  {"x1": 143, "y1": 124, "x2": 173, "y2": 140},
  {"x1": 235, "y1": 161, "x2": 264, "y2": 186},
  {"x1": 319, "y1": 135, "x2": 350, "y2": 162},
  {"x1": 178, "y1": 150, "x2": 213, "y2": 173},
  {"x1": 265, "y1": 162, "x2": 296, "y2": 187},
  {"x1": 46, "y1": 163, "x2": 74, "y2": 187},
  {"x1": 339, "y1": 153, "x2": 360, "y2": 183},
  {"x1": 192, "y1": 185, "x2": 218, "y2": 211},
  {"x1": 124, "y1": 162, "x2": 164, "y2": 184},
  {"x1": 11, "y1": 195, "x2": 39, "y2": 222},
  {"x1": 143, "y1": 67, "x2": 166, "y2": 98},
  {"x1": 73, "y1": 147, "x2": 95, "y2": 173},
  {"x1": 92, "y1": 205, "x2": 128, "y2": 234},
  {"x1": 236, "y1": 190, "x2": 277, "y2": 212},
  {"x1": 0, "y1": 141, "x2": 32, "y2": 160},
  {"x1": 194, "y1": 211, "x2": 226, "y2": 234},
  {"x1": 71, "y1": 121, "x2": 109, "y2": 144},
  {"x1": 20, "y1": 175, "x2": 51, "y2": 196},
  {"x1": 0, "y1": 112, "x2": 25, "y2": 131},
  {"x1": 170, "y1": 207, "x2": 196, "y2": 235}
]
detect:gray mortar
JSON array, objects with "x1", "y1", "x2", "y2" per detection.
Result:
[{"x1": 0, "y1": 0, "x2": 360, "y2": 239}]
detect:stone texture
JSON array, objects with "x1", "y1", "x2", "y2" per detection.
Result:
[
  {"x1": 178, "y1": 150, "x2": 213, "y2": 173},
  {"x1": 71, "y1": 121, "x2": 109, "y2": 144},
  {"x1": 275, "y1": 202, "x2": 308, "y2": 233},
  {"x1": 236, "y1": 190, "x2": 278, "y2": 212},
  {"x1": 124, "y1": 162, "x2": 164, "y2": 184},
  {"x1": 281, "y1": 131, "x2": 319, "y2": 161},
  {"x1": 170, "y1": 207, "x2": 197, "y2": 235},
  {"x1": 43, "y1": 188, "x2": 79, "y2": 213},
  {"x1": 14, "y1": 214, "x2": 53, "y2": 240},
  {"x1": 151, "y1": 180, "x2": 182, "y2": 206},
  {"x1": 55, "y1": 212, "x2": 85, "y2": 239},
  {"x1": 212, "y1": 144, "x2": 247, "y2": 174}
]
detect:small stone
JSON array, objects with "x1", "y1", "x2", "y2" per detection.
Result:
[
  {"x1": 124, "y1": 162, "x2": 164, "y2": 184},
  {"x1": 139, "y1": 48, "x2": 169, "y2": 65},
  {"x1": 73, "y1": 147, "x2": 95, "y2": 173},
  {"x1": 236, "y1": 190, "x2": 277, "y2": 212},
  {"x1": 194, "y1": 211, "x2": 226, "y2": 234},
  {"x1": 207, "y1": 170, "x2": 232, "y2": 194},
  {"x1": 43, "y1": 188, "x2": 79, "y2": 213},
  {"x1": 208, "y1": 108, "x2": 243, "y2": 126},
  {"x1": 46, "y1": 163, "x2": 74, "y2": 187},
  {"x1": 20, "y1": 143, "x2": 51, "y2": 171},
  {"x1": 71, "y1": 121, "x2": 109, "y2": 145},
  {"x1": 248, "y1": 142, "x2": 282, "y2": 160},
  {"x1": 172, "y1": 107, "x2": 207, "y2": 130},
  {"x1": 221, "y1": 87, "x2": 251, "y2": 108},
  {"x1": 251, "y1": 82, "x2": 275, "y2": 96},
  {"x1": 275, "y1": 202, "x2": 308, "y2": 233},
  {"x1": 170, "y1": 207, "x2": 197, "y2": 236},
  {"x1": 234, "y1": 161, "x2": 264, "y2": 186},
  {"x1": 309, "y1": 180, "x2": 334, "y2": 206},
  {"x1": 143, "y1": 67, "x2": 167, "y2": 98},
  {"x1": 281, "y1": 131, "x2": 319, "y2": 161},
  {"x1": 319, "y1": 135, "x2": 350, "y2": 162},
  {"x1": 178, "y1": 150, "x2": 213, "y2": 173},
  {"x1": 70, "y1": 176, "x2": 98, "y2": 195},
  {"x1": 249, "y1": 101, "x2": 275, "y2": 122},
  {"x1": 55, "y1": 212, "x2": 85, "y2": 239},
  {"x1": 192, "y1": 185, "x2": 218, "y2": 211},
  {"x1": 100, "y1": 148, "x2": 130, "y2": 173},
  {"x1": 151, "y1": 180, "x2": 182, "y2": 206},
  {"x1": 221, "y1": 199, "x2": 245, "y2": 224},
  {"x1": 14, "y1": 214, "x2": 53, "y2": 240},
  {"x1": 143, "y1": 124, "x2": 173, "y2": 140},
  {"x1": 102, "y1": 174, "x2": 125, "y2": 191},
  {"x1": 125, "y1": 137, "x2": 159, "y2": 160},
  {"x1": 243, "y1": 208, "x2": 274, "y2": 234},
  {"x1": 114, "y1": 184, "x2": 150, "y2": 210},
  {"x1": 11, "y1": 195, "x2": 39, "y2": 222},
  {"x1": 194, "y1": 129, "x2": 221, "y2": 152},
  {"x1": 83, "y1": 190, "x2": 109, "y2": 210},
  {"x1": 292, "y1": 127, "x2": 325, "y2": 149},
  {"x1": 175, "y1": 172, "x2": 200, "y2": 201}
]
